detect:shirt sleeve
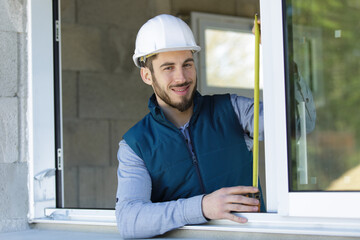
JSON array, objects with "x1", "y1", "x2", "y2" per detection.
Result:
[
  {"x1": 230, "y1": 95, "x2": 264, "y2": 151},
  {"x1": 115, "y1": 139, "x2": 207, "y2": 239}
]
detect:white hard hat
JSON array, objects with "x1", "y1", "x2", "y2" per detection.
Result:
[{"x1": 133, "y1": 14, "x2": 201, "y2": 68}]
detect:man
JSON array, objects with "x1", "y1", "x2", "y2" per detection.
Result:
[{"x1": 115, "y1": 14, "x2": 315, "y2": 238}]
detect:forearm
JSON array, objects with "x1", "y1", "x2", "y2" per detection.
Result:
[
  {"x1": 116, "y1": 140, "x2": 207, "y2": 238},
  {"x1": 115, "y1": 195, "x2": 206, "y2": 239}
]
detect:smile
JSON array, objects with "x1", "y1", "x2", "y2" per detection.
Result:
[
  {"x1": 171, "y1": 85, "x2": 190, "y2": 95},
  {"x1": 174, "y1": 88, "x2": 187, "y2": 92}
]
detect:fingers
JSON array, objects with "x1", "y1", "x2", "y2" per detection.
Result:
[
  {"x1": 227, "y1": 194, "x2": 259, "y2": 206},
  {"x1": 226, "y1": 186, "x2": 259, "y2": 195},
  {"x1": 201, "y1": 186, "x2": 260, "y2": 224},
  {"x1": 223, "y1": 212, "x2": 248, "y2": 224},
  {"x1": 252, "y1": 19, "x2": 260, "y2": 32},
  {"x1": 227, "y1": 202, "x2": 258, "y2": 213},
  {"x1": 252, "y1": 19, "x2": 261, "y2": 44}
]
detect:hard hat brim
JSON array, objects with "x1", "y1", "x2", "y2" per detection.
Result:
[{"x1": 133, "y1": 45, "x2": 201, "y2": 68}]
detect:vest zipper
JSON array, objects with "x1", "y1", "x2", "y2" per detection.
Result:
[
  {"x1": 191, "y1": 155, "x2": 206, "y2": 193},
  {"x1": 186, "y1": 127, "x2": 206, "y2": 194}
]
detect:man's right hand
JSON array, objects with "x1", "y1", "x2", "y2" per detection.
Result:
[{"x1": 201, "y1": 186, "x2": 259, "y2": 223}]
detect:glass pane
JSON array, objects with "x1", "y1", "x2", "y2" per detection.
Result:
[
  {"x1": 285, "y1": 0, "x2": 360, "y2": 191},
  {"x1": 205, "y1": 28, "x2": 263, "y2": 89}
]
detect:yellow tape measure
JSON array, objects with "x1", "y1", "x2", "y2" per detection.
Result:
[{"x1": 253, "y1": 14, "x2": 260, "y2": 188}]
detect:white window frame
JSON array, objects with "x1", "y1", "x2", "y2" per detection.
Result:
[
  {"x1": 270, "y1": 0, "x2": 360, "y2": 219},
  {"x1": 28, "y1": 0, "x2": 360, "y2": 237},
  {"x1": 29, "y1": 0, "x2": 57, "y2": 220}
]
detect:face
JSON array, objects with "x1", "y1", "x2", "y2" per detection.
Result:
[{"x1": 144, "y1": 51, "x2": 197, "y2": 112}]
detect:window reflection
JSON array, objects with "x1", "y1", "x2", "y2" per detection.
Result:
[{"x1": 286, "y1": 0, "x2": 360, "y2": 191}]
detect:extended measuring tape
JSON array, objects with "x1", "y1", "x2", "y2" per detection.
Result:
[
  {"x1": 248, "y1": 13, "x2": 261, "y2": 211},
  {"x1": 253, "y1": 13, "x2": 260, "y2": 189}
]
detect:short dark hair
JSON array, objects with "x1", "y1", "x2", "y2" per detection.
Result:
[{"x1": 140, "y1": 54, "x2": 158, "y2": 73}]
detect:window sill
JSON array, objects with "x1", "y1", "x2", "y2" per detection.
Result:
[
  {"x1": 29, "y1": 209, "x2": 360, "y2": 238},
  {"x1": 184, "y1": 213, "x2": 360, "y2": 237}
]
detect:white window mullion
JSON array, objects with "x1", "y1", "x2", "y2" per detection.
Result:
[{"x1": 260, "y1": 0, "x2": 288, "y2": 214}]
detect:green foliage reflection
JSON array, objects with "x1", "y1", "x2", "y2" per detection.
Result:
[{"x1": 287, "y1": 0, "x2": 360, "y2": 191}]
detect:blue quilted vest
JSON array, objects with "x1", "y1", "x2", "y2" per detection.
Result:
[{"x1": 123, "y1": 92, "x2": 264, "y2": 211}]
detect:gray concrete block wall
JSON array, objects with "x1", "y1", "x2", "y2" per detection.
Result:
[
  {"x1": 61, "y1": 0, "x2": 260, "y2": 209},
  {"x1": 0, "y1": 163, "x2": 28, "y2": 219},
  {"x1": 64, "y1": 165, "x2": 117, "y2": 209},
  {"x1": 0, "y1": 0, "x2": 25, "y2": 32},
  {"x1": 0, "y1": 31, "x2": 18, "y2": 97},
  {"x1": 60, "y1": 0, "x2": 75, "y2": 24},
  {"x1": 78, "y1": 166, "x2": 117, "y2": 208},
  {"x1": 78, "y1": 72, "x2": 151, "y2": 119},
  {"x1": 109, "y1": 28, "x2": 137, "y2": 73},
  {"x1": 61, "y1": 71, "x2": 77, "y2": 119},
  {"x1": 0, "y1": 0, "x2": 29, "y2": 233},
  {"x1": 171, "y1": 0, "x2": 259, "y2": 17},
  {"x1": 171, "y1": 0, "x2": 238, "y2": 15},
  {"x1": 110, "y1": 120, "x2": 136, "y2": 165},
  {"x1": 235, "y1": 0, "x2": 260, "y2": 18},
  {"x1": 61, "y1": 0, "x2": 156, "y2": 209},
  {"x1": 0, "y1": 98, "x2": 18, "y2": 163},
  {"x1": 63, "y1": 119, "x2": 110, "y2": 167},
  {"x1": 76, "y1": 0, "x2": 150, "y2": 30},
  {"x1": 61, "y1": 24, "x2": 106, "y2": 72},
  {"x1": 63, "y1": 166, "x2": 79, "y2": 208}
]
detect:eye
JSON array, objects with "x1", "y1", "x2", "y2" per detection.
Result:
[
  {"x1": 163, "y1": 66, "x2": 174, "y2": 71},
  {"x1": 183, "y1": 63, "x2": 193, "y2": 68}
]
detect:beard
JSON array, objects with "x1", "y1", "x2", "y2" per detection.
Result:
[{"x1": 152, "y1": 74, "x2": 196, "y2": 112}]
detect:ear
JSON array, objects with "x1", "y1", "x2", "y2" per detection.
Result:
[{"x1": 140, "y1": 67, "x2": 153, "y2": 86}]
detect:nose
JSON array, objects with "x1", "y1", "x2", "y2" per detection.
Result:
[{"x1": 173, "y1": 68, "x2": 186, "y2": 83}]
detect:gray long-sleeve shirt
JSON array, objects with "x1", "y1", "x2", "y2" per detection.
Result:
[{"x1": 116, "y1": 86, "x2": 315, "y2": 238}]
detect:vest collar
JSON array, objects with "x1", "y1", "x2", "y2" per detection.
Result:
[{"x1": 148, "y1": 91, "x2": 203, "y2": 127}]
